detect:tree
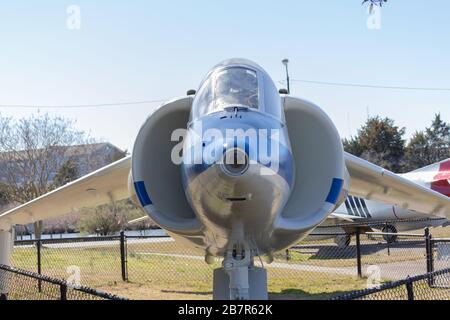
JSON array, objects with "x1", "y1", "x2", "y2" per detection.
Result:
[
  {"x1": 404, "y1": 131, "x2": 430, "y2": 171},
  {"x1": 77, "y1": 204, "x2": 121, "y2": 236},
  {"x1": 0, "y1": 183, "x2": 9, "y2": 207},
  {"x1": 77, "y1": 200, "x2": 147, "y2": 235},
  {"x1": 0, "y1": 113, "x2": 93, "y2": 238},
  {"x1": 425, "y1": 113, "x2": 450, "y2": 162},
  {"x1": 343, "y1": 116, "x2": 406, "y2": 172},
  {"x1": 404, "y1": 114, "x2": 450, "y2": 171},
  {"x1": 53, "y1": 160, "x2": 79, "y2": 188}
]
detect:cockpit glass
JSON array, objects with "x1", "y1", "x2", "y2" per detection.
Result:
[
  {"x1": 192, "y1": 67, "x2": 259, "y2": 120},
  {"x1": 214, "y1": 68, "x2": 259, "y2": 110}
]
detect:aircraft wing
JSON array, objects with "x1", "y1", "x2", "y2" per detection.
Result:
[
  {"x1": 127, "y1": 215, "x2": 151, "y2": 225},
  {"x1": 0, "y1": 156, "x2": 131, "y2": 230},
  {"x1": 328, "y1": 213, "x2": 359, "y2": 222},
  {"x1": 2, "y1": 149, "x2": 449, "y2": 229},
  {"x1": 345, "y1": 152, "x2": 450, "y2": 219}
]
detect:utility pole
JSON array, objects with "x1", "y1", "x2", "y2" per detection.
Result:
[{"x1": 282, "y1": 58, "x2": 290, "y2": 94}]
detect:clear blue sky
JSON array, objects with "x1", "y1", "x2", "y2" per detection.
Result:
[{"x1": 0, "y1": 1, "x2": 449, "y2": 151}]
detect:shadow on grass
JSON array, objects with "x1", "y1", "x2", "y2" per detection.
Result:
[
  {"x1": 161, "y1": 290, "x2": 213, "y2": 296},
  {"x1": 293, "y1": 241, "x2": 425, "y2": 261},
  {"x1": 269, "y1": 288, "x2": 355, "y2": 300},
  {"x1": 161, "y1": 288, "x2": 358, "y2": 300}
]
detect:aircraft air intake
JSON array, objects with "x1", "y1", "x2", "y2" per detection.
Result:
[{"x1": 220, "y1": 148, "x2": 249, "y2": 176}]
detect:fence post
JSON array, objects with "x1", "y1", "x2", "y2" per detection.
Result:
[
  {"x1": 405, "y1": 278, "x2": 414, "y2": 300},
  {"x1": 60, "y1": 284, "x2": 67, "y2": 300},
  {"x1": 425, "y1": 228, "x2": 434, "y2": 273},
  {"x1": 425, "y1": 228, "x2": 431, "y2": 273},
  {"x1": 285, "y1": 249, "x2": 291, "y2": 261},
  {"x1": 356, "y1": 228, "x2": 362, "y2": 278},
  {"x1": 37, "y1": 239, "x2": 42, "y2": 275},
  {"x1": 36, "y1": 239, "x2": 42, "y2": 292},
  {"x1": 429, "y1": 235, "x2": 434, "y2": 276},
  {"x1": 120, "y1": 231, "x2": 128, "y2": 281},
  {"x1": 424, "y1": 228, "x2": 435, "y2": 286}
]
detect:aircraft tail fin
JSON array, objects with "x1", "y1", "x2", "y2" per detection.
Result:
[{"x1": 404, "y1": 158, "x2": 450, "y2": 197}]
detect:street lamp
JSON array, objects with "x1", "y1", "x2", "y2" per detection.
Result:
[{"x1": 282, "y1": 58, "x2": 290, "y2": 94}]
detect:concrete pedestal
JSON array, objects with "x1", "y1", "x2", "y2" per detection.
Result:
[{"x1": 213, "y1": 266, "x2": 268, "y2": 300}]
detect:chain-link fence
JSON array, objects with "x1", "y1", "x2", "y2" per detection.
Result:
[
  {"x1": 13, "y1": 236, "x2": 124, "y2": 289},
  {"x1": 358, "y1": 231, "x2": 428, "y2": 282},
  {"x1": 332, "y1": 267, "x2": 450, "y2": 300},
  {"x1": 9, "y1": 226, "x2": 450, "y2": 300},
  {"x1": 0, "y1": 264, "x2": 126, "y2": 300},
  {"x1": 431, "y1": 238, "x2": 450, "y2": 274}
]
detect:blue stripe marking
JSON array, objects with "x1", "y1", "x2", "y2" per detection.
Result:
[
  {"x1": 184, "y1": 112, "x2": 296, "y2": 188},
  {"x1": 134, "y1": 181, "x2": 152, "y2": 207},
  {"x1": 326, "y1": 178, "x2": 344, "y2": 204}
]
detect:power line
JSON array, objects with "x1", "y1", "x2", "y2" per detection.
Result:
[
  {"x1": 286, "y1": 79, "x2": 450, "y2": 92},
  {"x1": 0, "y1": 99, "x2": 168, "y2": 109},
  {"x1": 3, "y1": 77, "x2": 450, "y2": 110}
]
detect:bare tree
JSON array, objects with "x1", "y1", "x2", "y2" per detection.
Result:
[
  {"x1": 77, "y1": 200, "x2": 150, "y2": 236},
  {"x1": 0, "y1": 113, "x2": 94, "y2": 238}
]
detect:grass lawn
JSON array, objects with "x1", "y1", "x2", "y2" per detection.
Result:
[
  {"x1": 12, "y1": 227, "x2": 450, "y2": 300},
  {"x1": 11, "y1": 242, "x2": 369, "y2": 300}
]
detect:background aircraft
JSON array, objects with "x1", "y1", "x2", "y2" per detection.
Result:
[
  {"x1": 319, "y1": 158, "x2": 450, "y2": 246},
  {"x1": 0, "y1": 59, "x2": 449, "y2": 300}
]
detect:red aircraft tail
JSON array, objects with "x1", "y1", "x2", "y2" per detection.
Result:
[{"x1": 407, "y1": 158, "x2": 450, "y2": 197}]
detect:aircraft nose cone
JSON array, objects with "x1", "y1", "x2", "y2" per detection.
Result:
[{"x1": 220, "y1": 148, "x2": 249, "y2": 176}]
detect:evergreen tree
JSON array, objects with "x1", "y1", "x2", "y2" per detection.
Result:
[
  {"x1": 404, "y1": 131, "x2": 430, "y2": 171},
  {"x1": 343, "y1": 116, "x2": 406, "y2": 172},
  {"x1": 53, "y1": 160, "x2": 79, "y2": 188},
  {"x1": 404, "y1": 114, "x2": 450, "y2": 171},
  {"x1": 425, "y1": 113, "x2": 450, "y2": 162}
]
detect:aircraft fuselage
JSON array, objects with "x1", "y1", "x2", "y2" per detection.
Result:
[{"x1": 181, "y1": 62, "x2": 295, "y2": 256}]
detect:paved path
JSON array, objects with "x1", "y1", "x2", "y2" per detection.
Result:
[
  {"x1": 134, "y1": 252, "x2": 450, "y2": 281},
  {"x1": 15, "y1": 237, "x2": 173, "y2": 249},
  {"x1": 135, "y1": 252, "x2": 358, "y2": 276}
]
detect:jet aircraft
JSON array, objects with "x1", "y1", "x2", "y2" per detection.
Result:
[{"x1": 0, "y1": 59, "x2": 449, "y2": 300}]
